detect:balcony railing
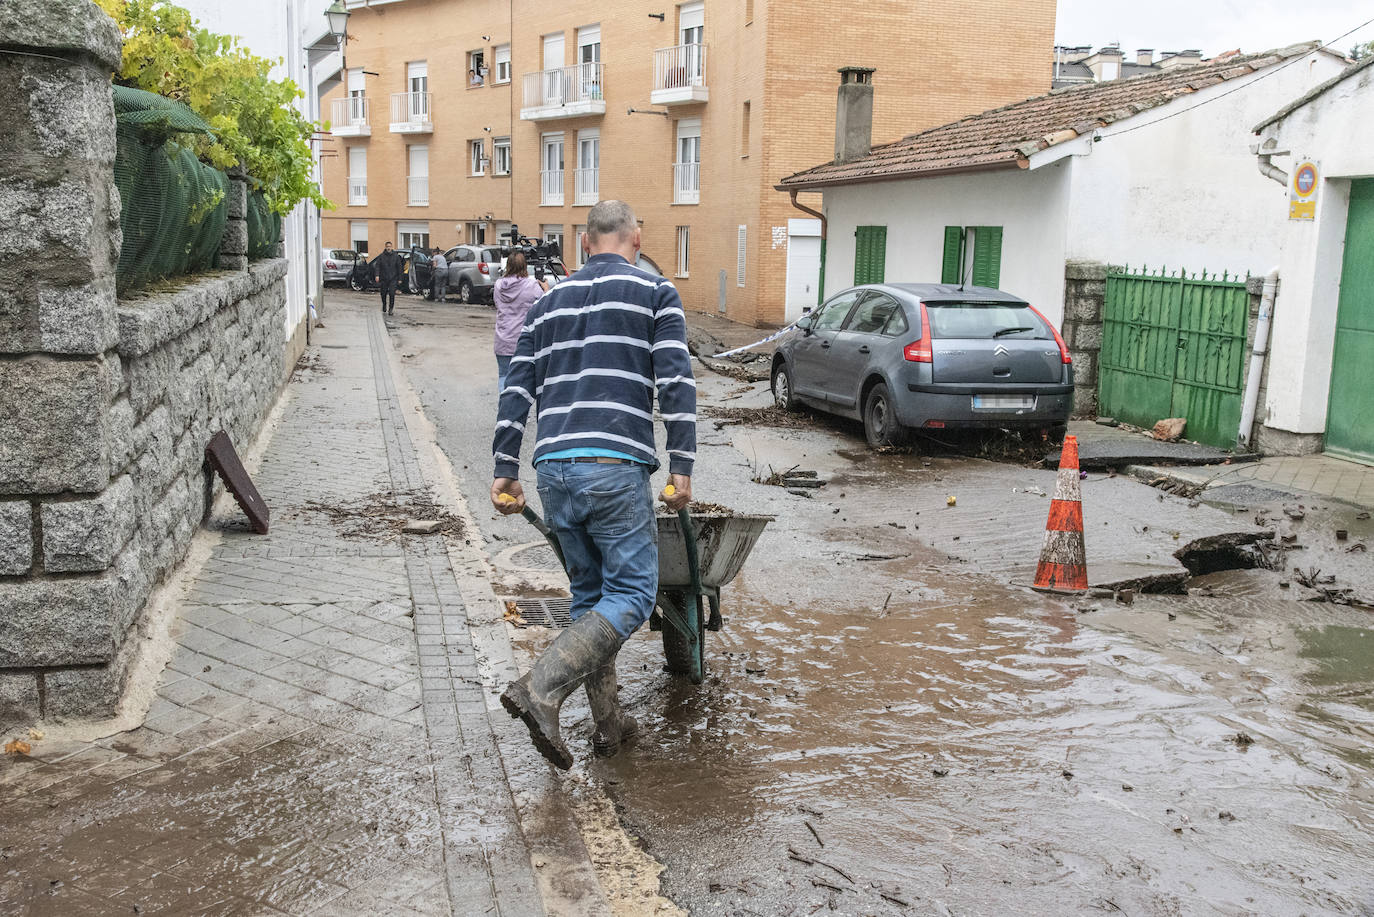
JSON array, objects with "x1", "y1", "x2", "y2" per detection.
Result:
[
  {"x1": 331, "y1": 96, "x2": 370, "y2": 136},
  {"x1": 348, "y1": 177, "x2": 367, "y2": 206},
  {"x1": 520, "y1": 63, "x2": 606, "y2": 121},
  {"x1": 651, "y1": 43, "x2": 708, "y2": 104},
  {"x1": 541, "y1": 169, "x2": 564, "y2": 206},
  {"x1": 574, "y1": 168, "x2": 599, "y2": 206},
  {"x1": 407, "y1": 176, "x2": 429, "y2": 206},
  {"x1": 390, "y1": 92, "x2": 433, "y2": 133},
  {"x1": 672, "y1": 161, "x2": 699, "y2": 204}
]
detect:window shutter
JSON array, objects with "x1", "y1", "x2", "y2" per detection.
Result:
[
  {"x1": 941, "y1": 226, "x2": 964, "y2": 284},
  {"x1": 970, "y1": 226, "x2": 1003, "y2": 287},
  {"x1": 736, "y1": 225, "x2": 747, "y2": 287},
  {"x1": 853, "y1": 225, "x2": 886, "y2": 285}
]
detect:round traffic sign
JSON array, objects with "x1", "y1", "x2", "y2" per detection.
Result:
[{"x1": 1293, "y1": 162, "x2": 1318, "y2": 197}]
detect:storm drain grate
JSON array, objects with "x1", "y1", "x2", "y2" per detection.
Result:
[{"x1": 504, "y1": 597, "x2": 573, "y2": 628}]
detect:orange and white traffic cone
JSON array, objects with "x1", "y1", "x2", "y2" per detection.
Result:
[{"x1": 1032, "y1": 435, "x2": 1088, "y2": 593}]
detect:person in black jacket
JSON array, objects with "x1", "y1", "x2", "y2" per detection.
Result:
[{"x1": 372, "y1": 241, "x2": 402, "y2": 314}]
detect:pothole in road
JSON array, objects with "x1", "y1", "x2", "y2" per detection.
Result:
[{"x1": 1174, "y1": 531, "x2": 1280, "y2": 576}]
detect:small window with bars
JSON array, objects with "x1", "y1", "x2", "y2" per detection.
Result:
[{"x1": 736, "y1": 224, "x2": 746, "y2": 287}]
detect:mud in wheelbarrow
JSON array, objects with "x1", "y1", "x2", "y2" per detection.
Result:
[{"x1": 650, "y1": 511, "x2": 772, "y2": 684}]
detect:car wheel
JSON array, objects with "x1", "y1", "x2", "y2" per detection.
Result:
[
  {"x1": 772, "y1": 362, "x2": 801, "y2": 412},
  {"x1": 863, "y1": 382, "x2": 908, "y2": 449},
  {"x1": 349, "y1": 275, "x2": 364, "y2": 292},
  {"x1": 458, "y1": 279, "x2": 474, "y2": 304}
]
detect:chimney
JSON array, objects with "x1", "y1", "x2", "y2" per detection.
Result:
[
  {"x1": 1136, "y1": 48, "x2": 1153, "y2": 66},
  {"x1": 835, "y1": 66, "x2": 875, "y2": 165}
]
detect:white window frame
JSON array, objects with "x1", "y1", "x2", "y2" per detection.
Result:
[
  {"x1": 350, "y1": 220, "x2": 369, "y2": 255},
  {"x1": 674, "y1": 118, "x2": 701, "y2": 204},
  {"x1": 408, "y1": 144, "x2": 429, "y2": 206},
  {"x1": 576, "y1": 128, "x2": 599, "y2": 206},
  {"x1": 494, "y1": 44, "x2": 511, "y2": 84},
  {"x1": 573, "y1": 224, "x2": 588, "y2": 269},
  {"x1": 542, "y1": 224, "x2": 565, "y2": 257},
  {"x1": 541, "y1": 132, "x2": 565, "y2": 206},
  {"x1": 676, "y1": 225, "x2": 690, "y2": 278},
  {"x1": 493, "y1": 137, "x2": 511, "y2": 176},
  {"x1": 470, "y1": 138, "x2": 485, "y2": 176},
  {"x1": 467, "y1": 50, "x2": 486, "y2": 86},
  {"x1": 348, "y1": 147, "x2": 367, "y2": 206},
  {"x1": 736, "y1": 224, "x2": 747, "y2": 287},
  {"x1": 577, "y1": 24, "x2": 601, "y2": 64},
  {"x1": 398, "y1": 221, "x2": 430, "y2": 251}
]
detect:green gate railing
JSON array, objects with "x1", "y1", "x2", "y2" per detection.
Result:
[{"x1": 1099, "y1": 266, "x2": 1249, "y2": 449}]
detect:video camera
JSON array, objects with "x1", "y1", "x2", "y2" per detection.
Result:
[{"x1": 500, "y1": 224, "x2": 562, "y2": 282}]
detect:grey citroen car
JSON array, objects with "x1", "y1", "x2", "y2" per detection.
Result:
[{"x1": 771, "y1": 283, "x2": 1074, "y2": 448}]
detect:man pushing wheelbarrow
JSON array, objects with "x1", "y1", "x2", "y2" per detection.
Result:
[{"x1": 491, "y1": 200, "x2": 696, "y2": 770}]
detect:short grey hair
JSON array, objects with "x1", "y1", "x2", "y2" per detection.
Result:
[{"x1": 586, "y1": 200, "x2": 637, "y2": 241}]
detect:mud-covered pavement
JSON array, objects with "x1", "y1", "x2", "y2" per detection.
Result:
[{"x1": 381, "y1": 292, "x2": 1374, "y2": 915}]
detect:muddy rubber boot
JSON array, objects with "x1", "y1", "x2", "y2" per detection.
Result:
[
  {"x1": 501, "y1": 611, "x2": 622, "y2": 770},
  {"x1": 585, "y1": 658, "x2": 638, "y2": 757}
]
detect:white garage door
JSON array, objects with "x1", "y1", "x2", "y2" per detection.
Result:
[{"x1": 785, "y1": 218, "x2": 822, "y2": 322}]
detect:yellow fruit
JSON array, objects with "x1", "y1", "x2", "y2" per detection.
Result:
[{"x1": 946, "y1": 495, "x2": 956, "y2": 506}]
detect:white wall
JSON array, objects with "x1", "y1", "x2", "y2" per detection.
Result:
[
  {"x1": 1255, "y1": 60, "x2": 1374, "y2": 434},
  {"x1": 1061, "y1": 51, "x2": 1345, "y2": 277},
  {"x1": 823, "y1": 161, "x2": 1073, "y2": 323}
]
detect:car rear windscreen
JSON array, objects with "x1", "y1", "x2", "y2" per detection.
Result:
[
  {"x1": 482, "y1": 249, "x2": 502, "y2": 262},
  {"x1": 330, "y1": 250, "x2": 356, "y2": 260},
  {"x1": 924, "y1": 302, "x2": 1051, "y2": 339}
]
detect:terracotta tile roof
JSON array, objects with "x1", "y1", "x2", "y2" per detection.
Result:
[{"x1": 777, "y1": 42, "x2": 1321, "y2": 191}]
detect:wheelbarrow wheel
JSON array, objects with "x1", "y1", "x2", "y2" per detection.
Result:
[{"x1": 661, "y1": 607, "x2": 705, "y2": 682}]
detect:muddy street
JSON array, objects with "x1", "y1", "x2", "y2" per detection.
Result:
[{"x1": 379, "y1": 292, "x2": 1374, "y2": 916}]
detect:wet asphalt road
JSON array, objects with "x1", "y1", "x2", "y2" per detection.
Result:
[{"x1": 372, "y1": 291, "x2": 1374, "y2": 916}]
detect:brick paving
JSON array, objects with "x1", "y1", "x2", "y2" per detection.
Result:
[{"x1": 0, "y1": 302, "x2": 548, "y2": 915}]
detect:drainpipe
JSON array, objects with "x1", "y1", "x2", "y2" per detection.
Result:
[
  {"x1": 1257, "y1": 152, "x2": 1287, "y2": 187},
  {"x1": 788, "y1": 189, "x2": 826, "y2": 306},
  {"x1": 1238, "y1": 267, "x2": 1279, "y2": 450}
]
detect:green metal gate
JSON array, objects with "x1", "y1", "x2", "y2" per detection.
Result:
[
  {"x1": 1099, "y1": 266, "x2": 1250, "y2": 448},
  {"x1": 1325, "y1": 179, "x2": 1374, "y2": 465}
]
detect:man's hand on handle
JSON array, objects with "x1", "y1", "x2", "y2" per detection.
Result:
[
  {"x1": 659, "y1": 474, "x2": 692, "y2": 511},
  {"x1": 492, "y1": 478, "x2": 526, "y2": 515}
]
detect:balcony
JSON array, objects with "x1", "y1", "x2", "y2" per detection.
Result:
[
  {"x1": 407, "y1": 176, "x2": 429, "y2": 206},
  {"x1": 348, "y1": 177, "x2": 367, "y2": 206},
  {"x1": 574, "y1": 168, "x2": 599, "y2": 206},
  {"x1": 390, "y1": 92, "x2": 432, "y2": 134},
  {"x1": 331, "y1": 97, "x2": 370, "y2": 137},
  {"x1": 651, "y1": 44, "x2": 708, "y2": 105},
  {"x1": 520, "y1": 63, "x2": 605, "y2": 121},
  {"x1": 672, "y1": 161, "x2": 699, "y2": 204},
  {"x1": 540, "y1": 169, "x2": 564, "y2": 206}
]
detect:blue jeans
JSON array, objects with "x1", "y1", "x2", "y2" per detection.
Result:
[
  {"x1": 536, "y1": 461, "x2": 657, "y2": 639},
  {"x1": 496, "y1": 354, "x2": 512, "y2": 391}
]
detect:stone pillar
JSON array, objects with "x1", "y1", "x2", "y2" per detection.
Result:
[
  {"x1": 217, "y1": 172, "x2": 250, "y2": 271},
  {"x1": 0, "y1": 0, "x2": 131, "y2": 727},
  {"x1": 1061, "y1": 261, "x2": 1108, "y2": 419}
]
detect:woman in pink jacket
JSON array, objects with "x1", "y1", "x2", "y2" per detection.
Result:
[{"x1": 492, "y1": 251, "x2": 548, "y2": 390}]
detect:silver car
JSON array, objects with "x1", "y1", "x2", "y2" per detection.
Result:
[
  {"x1": 771, "y1": 283, "x2": 1074, "y2": 448},
  {"x1": 321, "y1": 248, "x2": 357, "y2": 284},
  {"x1": 443, "y1": 244, "x2": 506, "y2": 303}
]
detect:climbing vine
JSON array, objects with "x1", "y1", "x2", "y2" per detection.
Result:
[{"x1": 96, "y1": 0, "x2": 329, "y2": 213}]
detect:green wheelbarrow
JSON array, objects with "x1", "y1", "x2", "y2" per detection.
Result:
[{"x1": 516, "y1": 504, "x2": 771, "y2": 684}]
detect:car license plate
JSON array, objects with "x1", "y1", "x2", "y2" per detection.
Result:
[{"x1": 973, "y1": 394, "x2": 1035, "y2": 410}]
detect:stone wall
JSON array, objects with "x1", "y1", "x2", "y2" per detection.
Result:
[
  {"x1": 0, "y1": 0, "x2": 293, "y2": 728},
  {"x1": 1060, "y1": 261, "x2": 1108, "y2": 419}
]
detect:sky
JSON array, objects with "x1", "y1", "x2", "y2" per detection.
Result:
[{"x1": 1054, "y1": 0, "x2": 1374, "y2": 58}]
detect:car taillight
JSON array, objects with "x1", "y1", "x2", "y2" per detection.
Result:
[
  {"x1": 1027, "y1": 304, "x2": 1072, "y2": 364},
  {"x1": 903, "y1": 303, "x2": 933, "y2": 363},
  {"x1": 325, "y1": 260, "x2": 337, "y2": 270},
  {"x1": 479, "y1": 263, "x2": 489, "y2": 274}
]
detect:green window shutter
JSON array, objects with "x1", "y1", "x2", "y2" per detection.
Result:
[
  {"x1": 970, "y1": 226, "x2": 1003, "y2": 288},
  {"x1": 854, "y1": 225, "x2": 886, "y2": 284},
  {"x1": 941, "y1": 226, "x2": 964, "y2": 284}
]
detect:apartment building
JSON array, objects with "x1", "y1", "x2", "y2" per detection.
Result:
[{"x1": 321, "y1": 0, "x2": 1054, "y2": 326}]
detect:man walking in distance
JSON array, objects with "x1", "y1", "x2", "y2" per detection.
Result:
[
  {"x1": 491, "y1": 200, "x2": 695, "y2": 769},
  {"x1": 373, "y1": 240, "x2": 402, "y2": 314},
  {"x1": 430, "y1": 247, "x2": 448, "y2": 302}
]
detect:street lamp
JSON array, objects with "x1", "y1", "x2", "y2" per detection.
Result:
[{"x1": 325, "y1": 1, "x2": 351, "y2": 70}]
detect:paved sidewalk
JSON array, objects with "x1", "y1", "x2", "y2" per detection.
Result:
[
  {"x1": 1133, "y1": 451, "x2": 1374, "y2": 509},
  {"x1": 0, "y1": 302, "x2": 558, "y2": 915}
]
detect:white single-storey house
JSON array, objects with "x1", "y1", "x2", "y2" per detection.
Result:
[
  {"x1": 1251, "y1": 54, "x2": 1374, "y2": 464},
  {"x1": 775, "y1": 42, "x2": 1348, "y2": 451}
]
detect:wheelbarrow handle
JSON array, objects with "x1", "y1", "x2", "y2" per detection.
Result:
[
  {"x1": 519, "y1": 505, "x2": 568, "y2": 573},
  {"x1": 677, "y1": 507, "x2": 703, "y2": 596}
]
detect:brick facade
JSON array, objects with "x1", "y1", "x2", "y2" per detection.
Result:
[{"x1": 320, "y1": 0, "x2": 1054, "y2": 326}]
